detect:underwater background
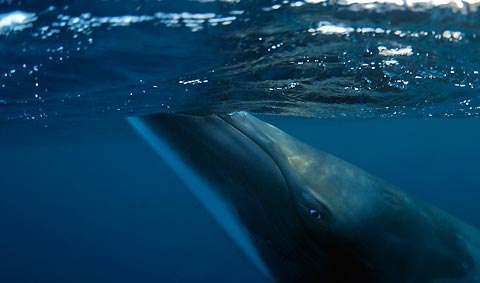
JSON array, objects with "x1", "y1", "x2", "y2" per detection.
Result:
[{"x1": 1, "y1": 0, "x2": 480, "y2": 282}]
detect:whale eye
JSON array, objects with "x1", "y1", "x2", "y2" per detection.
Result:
[
  {"x1": 307, "y1": 206, "x2": 332, "y2": 229},
  {"x1": 310, "y1": 209, "x2": 321, "y2": 219},
  {"x1": 299, "y1": 192, "x2": 332, "y2": 226}
]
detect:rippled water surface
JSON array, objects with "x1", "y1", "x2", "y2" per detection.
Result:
[{"x1": 1, "y1": 0, "x2": 480, "y2": 124}]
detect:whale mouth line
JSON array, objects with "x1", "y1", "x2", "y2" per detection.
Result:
[
  {"x1": 217, "y1": 113, "x2": 316, "y2": 220},
  {"x1": 217, "y1": 114, "x2": 295, "y2": 197},
  {"x1": 218, "y1": 114, "x2": 288, "y2": 178}
]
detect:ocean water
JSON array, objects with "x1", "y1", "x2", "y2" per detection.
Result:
[
  {"x1": 1, "y1": 117, "x2": 480, "y2": 283},
  {"x1": 1, "y1": 0, "x2": 480, "y2": 282}
]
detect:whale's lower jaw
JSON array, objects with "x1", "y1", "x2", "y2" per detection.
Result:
[{"x1": 127, "y1": 116, "x2": 274, "y2": 281}]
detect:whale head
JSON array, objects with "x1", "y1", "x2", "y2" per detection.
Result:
[{"x1": 130, "y1": 111, "x2": 478, "y2": 283}]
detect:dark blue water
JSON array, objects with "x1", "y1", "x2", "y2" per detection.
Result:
[
  {"x1": 1, "y1": 0, "x2": 480, "y2": 282},
  {"x1": 1, "y1": 117, "x2": 480, "y2": 282}
]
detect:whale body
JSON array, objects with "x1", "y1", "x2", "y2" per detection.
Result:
[{"x1": 129, "y1": 112, "x2": 480, "y2": 283}]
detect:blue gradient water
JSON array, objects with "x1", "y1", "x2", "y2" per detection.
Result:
[
  {"x1": 1, "y1": 0, "x2": 480, "y2": 282},
  {"x1": 1, "y1": 117, "x2": 479, "y2": 282}
]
